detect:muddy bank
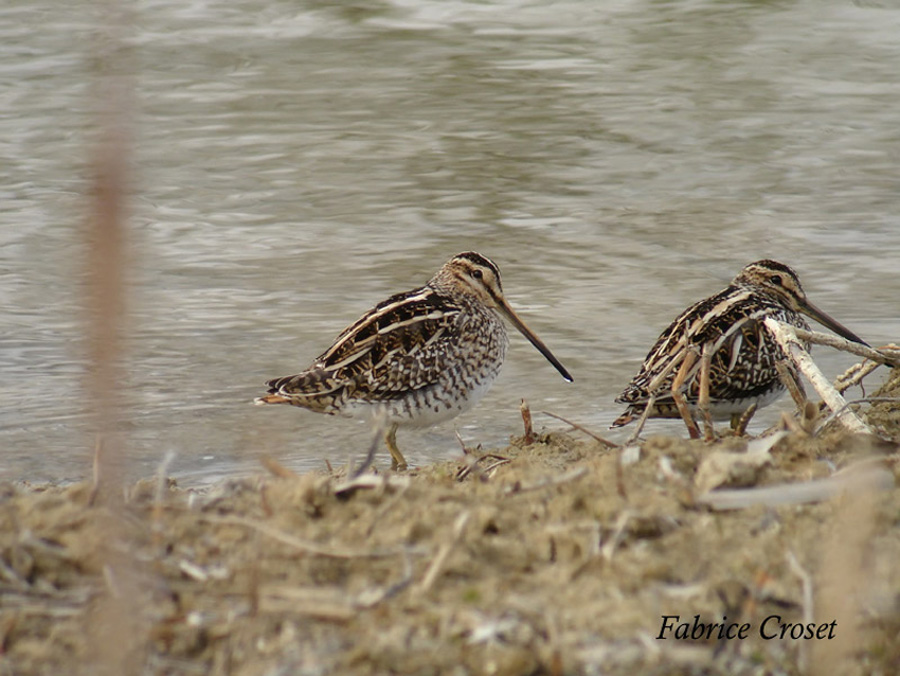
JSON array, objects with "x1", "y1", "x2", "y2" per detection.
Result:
[{"x1": 2, "y1": 371, "x2": 899, "y2": 675}]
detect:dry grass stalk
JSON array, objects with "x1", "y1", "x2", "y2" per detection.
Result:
[
  {"x1": 151, "y1": 450, "x2": 176, "y2": 547},
  {"x1": 504, "y1": 467, "x2": 588, "y2": 497},
  {"x1": 82, "y1": 0, "x2": 145, "y2": 670},
  {"x1": 350, "y1": 417, "x2": 388, "y2": 478},
  {"x1": 792, "y1": 328, "x2": 900, "y2": 367},
  {"x1": 833, "y1": 359, "x2": 882, "y2": 395},
  {"x1": 809, "y1": 453, "x2": 882, "y2": 674},
  {"x1": 670, "y1": 348, "x2": 701, "y2": 439},
  {"x1": 698, "y1": 342, "x2": 715, "y2": 440},
  {"x1": 333, "y1": 472, "x2": 410, "y2": 496},
  {"x1": 541, "y1": 410, "x2": 618, "y2": 448},
  {"x1": 775, "y1": 360, "x2": 808, "y2": 409},
  {"x1": 819, "y1": 396, "x2": 900, "y2": 432},
  {"x1": 520, "y1": 398, "x2": 536, "y2": 444},
  {"x1": 625, "y1": 336, "x2": 688, "y2": 444},
  {"x1": 764, "y1": 319, "x2": 871, "y2": 434},
  {"x1": 454, "y1": 429, "x2": 477, "y2": 455},
  {"x1": 364, "y1": 481, "x2": 412, "y2": 536},
  {"x1": 414, "y1": 511, "x2": 471, "y2": 596},
  {"x1": 481, "y1": 458, "x2": 512, "y2": 475},
  {"x1": 786, "y1": 551, "x2": 814, "y2": 673},
  {"x1": 200, "y1": 513, "x2": 414, "y2": 559},
  {"x1": 615, "y1": 448, "x2": 629, "y2": 499},
  {"x1": 257, "y1": 591, "x2": 357, "y2": 621},
  {"x1": 601, "y1": 510, "x2": 632, "y2": 563},
  {"x1": 261, "y1": 555, "x2": 413, "y2": 616},
  {"x1": 455, "y1": 452, "x2": 511, "y2": 482},
  {"x1": 259, "y1": 454, "x2": 300, "y2": 479}
]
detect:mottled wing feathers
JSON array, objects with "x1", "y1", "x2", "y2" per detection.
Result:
[
  {"x1": 264, "y1": 286, "x2": 462, "y2": 411},
  {"x1": 615, "y1": 286, "x2": 736, "y2": 404},
  {"x1": 616, "y1": 285, "x2": 806, "y2": 408}
]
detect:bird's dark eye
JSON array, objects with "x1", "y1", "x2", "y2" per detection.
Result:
[
  {"x1": 472, "y1": 269, "x2": 483, "y2": 280},
  {"x1": 771, "y1": 275, "x2": 783, "y2": 286}
]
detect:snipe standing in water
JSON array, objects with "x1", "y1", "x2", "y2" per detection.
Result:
[
  {"x1": 256, "y1": 252, "x2": 572, "y2": 473},
  {"x1": 612, "y1": 259, "x2": 868, "y2": 439}
]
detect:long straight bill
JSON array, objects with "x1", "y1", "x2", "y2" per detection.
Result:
[
  {"x1": 498, "y1": 299, "x2": 573, "y2": 382},
  {"x1": 800, "y1": 299, "x2": 869, "y2": 347}
]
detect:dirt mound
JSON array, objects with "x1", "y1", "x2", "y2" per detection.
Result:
[{"x1": 2, "y1": 372, "x2": 899, "y2": 675}]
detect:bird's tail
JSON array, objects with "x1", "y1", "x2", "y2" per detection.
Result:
[
  {"x1": 609, "y1": 407, "x2": 636, "y2": 428},
  {"x1": 253, "y1": 367, "x2": 343, "y2": 412},
  {"x1": 254, "y1": 393, "x2": 292, "y2": 406}
]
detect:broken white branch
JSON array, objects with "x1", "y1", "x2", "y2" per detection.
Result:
[
  {"x1": 764, "y1": 319, "x2": 871, "y2": 435},
  {"x1": 696, "y1": 460, "x2": 894, "y2": 511},
  {"x1": 792, "y1": 329, "x2": 900, "y2": 367}
]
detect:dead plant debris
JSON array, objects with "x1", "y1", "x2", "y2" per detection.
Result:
[{"x1": 2, "y1": 369, "x2": 900, "y2": 675}]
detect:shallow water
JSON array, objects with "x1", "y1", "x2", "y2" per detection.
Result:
[{"x1": 3, "y1": 0, "x2": 900, "y2": 483}]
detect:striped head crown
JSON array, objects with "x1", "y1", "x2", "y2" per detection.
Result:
[
  {"x1": 733, "y1": 259, "x2": 806, "y2": 310},
  {"x1": 432, "y1": 252, "x2": 504, "y2": 307}
]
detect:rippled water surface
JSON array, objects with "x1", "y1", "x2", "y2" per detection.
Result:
[{"x1": 3, "y1": 0, "x2": 900, "y2": 483}]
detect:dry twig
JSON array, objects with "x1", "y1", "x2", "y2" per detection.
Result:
[
  {"x1": 818, "y1": 397, "x2": 900, "y2": 433},
  {"x1": 625, "y1": 336, "x2": 688, "y2": 444},
  {"x1": 541, "y1": 410, "x2": 618, "y2": 448},
  {"x1": 258, "y1": 557, "x2": 416, "y2": 619},
  {"x1": 415, "y1": 511, "x2": 470, "y2": 595},
  {"x1": 454, "y1": 430, "x2": 476, "y2": 455},
  {"x1": 764, "y1": 319, "x2": 871, "y2": 434},
  {"x1": 455, "y1": 452, "x2": 511, "y2": 482},
  {"x1": 520, "y1": 398, "x2": 535, "y2": 445},
  {"x1": 786, "y1": 551, "x2": 814, "y2": 673},
  {"x1": 364, "y1": 481, "x2": 412, "y2": 537},
  {"x1": 333, "y1": 472, "x2": 410, "y2": 497},
  {"x1": 696, "y1": 459, "x2": 894, "y2": 510},
  {"x1": 199, "y1": 513, "x2": 412, "y2": 559},
  {"x1": 151, "y1": 449, "x2": 176, "y2": 548},
  {"x1": 259, "y1": 455, "x2": 299, "y2": 479},
  {"x1": 833, "y1": 359, "x2": 881, "y2": 395},
  {"x1": 775, "y1": 361, "x2": 807, "y2": 409},
  {"x1": 793, "y1": 329, "x2": 900, "y2": 367},
  {"x1": 504, "y1": 467, "x2": 588, "y2": 497},
  {"x1": 601, "y1": 510, "x2": 631, "y2": 563}
]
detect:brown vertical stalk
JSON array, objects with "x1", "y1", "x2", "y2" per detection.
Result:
[
  {"x1": 83, "y1": 1, "x2": 143, "y2": 674},
  {"x1": 808, "y1": 462, "x2": 880, "y2": 675},
  {"x1": 87, "y1": 52, "x2": 128, "y2": 506}
]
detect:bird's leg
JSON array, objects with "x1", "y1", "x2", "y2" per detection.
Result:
[
  {"x1": 698, "y1": 342, "x2": 715, "y2": 441},
  {"x1": 384, "y1": 423, "x2": 408, "y2": 472},
  {"x1": 671, "y1": 347, "x2": 701, "y2": 440},
  {"x1": 732, "y1": 403, "x2": 757, "y2": 437}
]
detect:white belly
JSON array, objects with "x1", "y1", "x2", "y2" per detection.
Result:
[{"x1": 702, "y1": 387, "x2": 787, "y2": 419}]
